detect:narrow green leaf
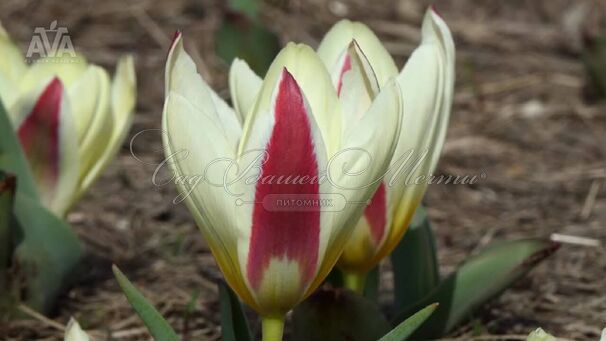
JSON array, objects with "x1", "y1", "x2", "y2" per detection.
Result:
[
  {"x1": 11, "y1": 192, "x2": 82, "y2": 313},
  {"x1": 292, "y1": 288, "x2": 391, "y2": 341},
  {"x1": 218, "y1": 281, "x2": 252, "y2": 341},
  {"x1": 379, "y1": 303, "x2": 438, "y2": 341},
  {"x1": 394, "y1": 239, "x2": 560, "y2": 338},
  {"x1": 391, "y1": 206, "x2": 439, "y2": 310},
  {"x1": 113, "y1": 265, "x2": 179, "y2": 341},
  {"x1": 0, "y1": 99, "x2": 38, "y2": 199}
]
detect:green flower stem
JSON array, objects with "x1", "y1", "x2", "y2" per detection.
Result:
[
  {"x1": 261, "y1": 315, "x2": 285, "y2": 341},
  {"x1": 342, "y1": 271, "x2": 367, "y2": 294}
]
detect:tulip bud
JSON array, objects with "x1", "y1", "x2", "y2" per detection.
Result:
[{"x1": 316, "y1": 8, "x2": 455, "y2": 289}]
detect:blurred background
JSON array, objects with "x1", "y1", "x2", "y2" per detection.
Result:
[{"x1": 1, "y1": 0, "x2": 605, "y2": 339}]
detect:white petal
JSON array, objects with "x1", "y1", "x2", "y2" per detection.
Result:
[
  {"x1": 386, "y1": 8, "x2": 455, "y2": 247},
  {"x1": 317, "y1": 20, "x2": 398, "y2": 88},
  {"x1": 229, "y1": 58, "x2": 262, "y2": 123},
  {"x1": 64, "y1": 318, "x2": 90, "y2": 341},
  {"x1": 77, "y1": 55, "x2": 137, "y2": 196},
  {"x1": 239, "y1": 43, "x2": 341, "y2": 158},
  {"x1": 166, "y1": 33, "x2": 241, "y2": 152},
  {"x1": 0, "y1": 22, "x2": 27, "y2": 109}
]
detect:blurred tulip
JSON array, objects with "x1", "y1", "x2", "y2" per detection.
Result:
[
  {"x1": 0, "y1": 24, "x2": 136, "y2": 216},
  {"x1": 316, "y1": 8, "x2": 455, "y2": 290},
  {"x1": 164, "y1": 32, "x2": 401, "y2": 338},
  {"x1": 64, "y1": 318, "x2": 90, "y2": 341}
]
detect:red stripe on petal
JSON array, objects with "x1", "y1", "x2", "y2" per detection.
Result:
[
  {"x1": 430, "y1": 5, "x2": 443, "y2": 19},
  {"x1": 336, "y1": 54, "x2": 352, "y2": 96},
  {"x1": 247, "y1": 69, "x2": 320, "y2": 290},
  {"x1": 364, "y1": 182, "x2": 387, "y2": 245},
  {"x1": 18, "y1": 78, "x2": 63, "y2": 189}
]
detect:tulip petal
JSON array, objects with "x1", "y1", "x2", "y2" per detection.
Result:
[
  {"x1": 11, "y1": 78, "x2": 79, "y2": 216},
  {"x1": 337, "y1": 41, "x2": 382, "y2": 136},
  {"x1": 163, "y1": 91, "x2": 258, "y2": 311},
  {"x1": 229, "y1": 58, "x2": 262, "y2": 124},
  {"x1": 166, "y1": 33, "x2": 241, "y2": 152},
  {"x1": 244, "y1": 69, "x2": 324, "y2": 314},
  {"x1": 364, "y1": 182, "x2": 387, "y2": 245},
  {"x1": 0, "y1": 22, "x2": 27, "y2": 109},
  {"x1": 239, "y1": 43, "x2": 340, "y2": 157},
  {"x1": 318, "y1": 20, "x2": 398, "y2": 89},
  {"x1": 20, "y1": 55, "x2": 88, "y2": 93},
  {"x1": 74, "y1": 66, "x2": 113, "y2": 183},
  {"x1": 64, "y1": 318, "x2": 90, "y2": 341},
  {"x1": 77, "y1": 55, "x2": 136, "y2": 197},
  {"x1": 381, "y1": 8, "x2": 455, "y2": 263},
  {"x1": 324, "y1": 80, "x2": 402, "y2": 276},
  {"x1": 163, "y1": 34, "x2": 257, "y2": 311}
]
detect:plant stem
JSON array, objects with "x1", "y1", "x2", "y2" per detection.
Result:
[
  {"x1": 342, "y1": 271, "x2": 367, "y2": 294},
  {"x1": 261, "y1": 315, "x2": 285, "y2": 341}
]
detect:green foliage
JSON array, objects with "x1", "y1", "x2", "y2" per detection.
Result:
[
  {"x1": 378, "y1": 303, "x2": 438, "y2": 341},
  {"x1": 292, "y1": 288, "x2": 391, "y2": 341},
  {"x1": 393, "y1": 239, "x2": 559, "y2": 338},
  {"x1": 227, "y1": 0, "x2": 259, "y2": 20},
  {"x1": 391, "y1": 206, "x2": 440, "y2": 310},
  {"x1": 219, "y1": 281, "x2": 252, "y2": 341},
  {"x1": 0, "y1": 97, "x2": 37, "y2": 199},
  {"x1": 113, "y1": 265, "x2": 179, "y2": 341},
  {"x1": 216, "y1": 17, "x2": 281, "y2": 76},
  {"x1": 0, "y1": 172, "x2": 16, "y2": 311},
  {"x1": 9, "y1": 192, "x2": 82, "y2": 314},
  {"x1": 0, "y1": 99, "x2": 82, "y2": 316},
  {"x1": 583, "y1": 35, "x2": 606, "y2": 99}
]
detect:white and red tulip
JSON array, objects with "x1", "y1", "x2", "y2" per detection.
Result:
[
  {"x1": 0, "y1": 24, "x2": 136, "y2": 216},
  {"x1": 163, "y1": 32, "x2": 402, "y2": 330},
  {"x1": 317, "y1": 9, "x2": 455, "y2": 288}
]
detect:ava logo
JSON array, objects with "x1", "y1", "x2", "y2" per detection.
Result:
[{"x1": 25, "y1": 21, "x2": 78, "y2": 63}]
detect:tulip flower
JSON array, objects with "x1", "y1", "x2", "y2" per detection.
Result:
[
  {"x1": 64, "y1": 318, "x2": 90, "y2": 341},
  {"x1": 163, "y1": 32, "x2": 402, "y2": 339},
  {"x1": 316, "y1": 8, "x2": 455, "y2": 291},
  {"x1": 0, "y1": 23, "x2": 136, "y2": 216}
]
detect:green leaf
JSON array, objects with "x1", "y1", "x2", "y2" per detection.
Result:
[
  {"x1": 0, "y1": 172, "x2": 15, "y2": 268},
  {"x1": 292, "y1": 288, "x2": 391, "y2": 341},
  {"x1": 391, "y1": 206, "x2": 440, "y2": 311},
  {"x1": 113, "y1": 265, "x2": 179, "y2": 341},
  {"x1": 0, "y1": 98, "x2": 38, "y2": 200},
  {"x1": 227, "y1": 0, "x2": 259, "y2": 20},
  {"x1": 379, "y1": 303, "x2": 438, "y2": 341},
  {"x1": 216, "y1": 16, "x2": 280, "y2": 76},
  {"x1": 0, "y1": 172, "x2": 16, "y2": 303},
  {"x1": 11, "y1": 192, "x2": 82, "y2": 314},
  {"x1": 218, "y1": 281, "x2": 252, "y2": 341},
  {"x1": 394, "y1": 239, "x2": 560, "y2": 338}
]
